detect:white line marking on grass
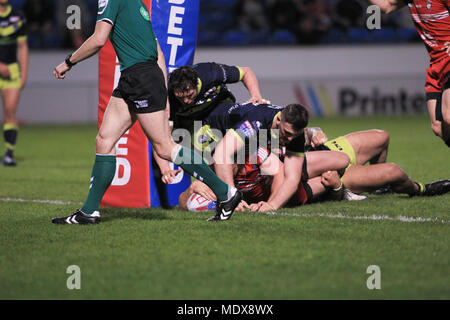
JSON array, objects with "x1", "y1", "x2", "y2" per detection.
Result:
[
  {"x1": 264, "y1": 211, "x2": 450, "y2": 224},
  {"x1": 0, "y1": 197, "x2": 82, "y2": 206}
]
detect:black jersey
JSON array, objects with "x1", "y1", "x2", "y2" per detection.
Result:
[
  {"x1": 170, "y1": 62, "x2": 243, "y2": 130},
  {"x1": 0, "y1": 5, "x2": 26, "y2": 64},
  {"x1": 193, "y1": 102, "x2": 306, "y2": 156}
]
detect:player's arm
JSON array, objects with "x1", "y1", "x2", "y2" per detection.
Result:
[
  {"x1": 213, "y1": 130, "x2": 245, "y2": 186},
  {"x1": 260, "y1": 154, "x2": 304, "y2": 211},
  {"x1": 17, "y1": 37, "x2": 28, "y2": 89},
  {"x1": 53, "y1": 21, "x2": 112, "y2": 79},
  {"x1": 367, "y1": 0, "x2": 407, "y2": 14},
  {"x1": 259, "y1": 153, "x2": 285, "y2": 200},
  {"x1": 178, "y1": 180, "x2": 216, "y2": 210},
  {"x1": 305, "y1": 127, "x2": 327, "y2": 148},
  {"x1": 240, "y1": 66, "x2": 268, "y2": 104}
]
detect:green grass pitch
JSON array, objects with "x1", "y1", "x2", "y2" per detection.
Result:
[{"x1": 0, "y1": 115, "x2": 449, "y2": 299}]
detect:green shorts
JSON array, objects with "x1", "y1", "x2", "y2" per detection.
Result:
[
  {"x1": 324, "y1": 136, "x2": 356, "y2": 170},
  {"x1": 0, "y1": 63, "x2": 21, "y2": 90}
]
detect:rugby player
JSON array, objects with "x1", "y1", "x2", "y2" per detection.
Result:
[
  {"x1": 178, "y1": 146, "x2": 345, "y2": 213},
  {"x1": 51, "y1": 0, "x2": 242, "y2": 224},
  {"x1": 168, "y1": 62, "x2": 268, "y2": 132},
  {"x1": 368, "y1": 0, "x2": 450, "y2": 147},
  {"x1": 0, "y1": 0, "x2": 28, "y2": 166}
]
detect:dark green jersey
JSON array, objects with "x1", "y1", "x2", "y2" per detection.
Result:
[{"x1": 97, "y1": 0, "x2": 158, "y2": 71}]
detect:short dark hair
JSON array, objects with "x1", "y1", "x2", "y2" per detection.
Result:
[
  {"x1": 168, "y1": 66, "x2": 198, "y2": 92},
  {"x1": 281, "y1": 104, "x2": 309, "y2": 132}
]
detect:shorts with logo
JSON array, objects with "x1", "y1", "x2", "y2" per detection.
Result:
[
  {"x1": 324, "y1": 136, "x2": 357, "y2": 171},
  {"x1": 112, "y1": 61, "x2": 167, "y2": 114},
  {"x1": 0, "y1": 63, "x2": 21, "y2": 90}
]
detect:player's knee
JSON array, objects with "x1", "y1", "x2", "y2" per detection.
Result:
[
  {"x1": 337, "y1": 152, "x2": 350, "y2": 170},
  {"x1": 430, "y1": 121, "x2": 442, "y2": 138},
  {"x1": 379, "y1": 130, "x2": 390, "y2": 148},
  {"x1": 95, "y1": 133, "x2": 115, "y2": 154},
  {"x1": 384, "y1": 163, "x2": 406, "y2": 183}
]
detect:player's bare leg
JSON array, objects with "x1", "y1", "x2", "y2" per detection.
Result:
[
  {"x1": 441, "y1": 88, "x2": 450, "y2": 147},
  {"x1": 344, "y1": 129, "x2": 390, "y2": 165},
  {"x1": 96, "y1": 96, "x2": 136, "y2": 154},
  {"x1": 427, "y1": 99, "x2": 443, "y2": 138},
  {"x1": 342, "y1": 163, "x2": 418, "y2": 194},
  {"x1": 52, "y1": 97, "x2": 136, "y2": 224},
  {"x1": 305, "y1": 150, "x2": 349, "y2": 178},
  {"x1": 1, "y1": 88, "x2": 21, "y2": 166}
]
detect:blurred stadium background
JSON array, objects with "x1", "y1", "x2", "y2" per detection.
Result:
[{"x1": 2, "y1": 0, "x2": 428, "y2": 124}]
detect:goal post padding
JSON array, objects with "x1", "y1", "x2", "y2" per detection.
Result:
[{"x1": 98, "y1": 0, "x2": 199, "y2": 208}]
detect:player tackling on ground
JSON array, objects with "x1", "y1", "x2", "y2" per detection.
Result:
[
  {"x1": 51, "y1": 0, "x2": 242, "y2": 224},
  {"x1": 368, "y1": 0, "x2": 450, "y2": 147}
]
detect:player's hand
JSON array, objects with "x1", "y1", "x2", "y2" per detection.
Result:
[
  {"x1": 321, "y1": 170, "x2": 341, "y2": 189},
  {"x1": 235, "y1": 200, "x2": 251, "y2": 212},
  {"x1": 53, "y1": 61, "x2": 71, "y2": 79},
  {"x1": 161, "y1": 168, "x2": 182, "y2": 184},
  {"x1": 256, "y1": 201, "x2": 276, "y2": 212},
  {"x1": 246, "y1": 96, "x2": 271, "y2": 105},
  {"x1": 311, "y1": 132, "x2": 327, "y2": 148},
  {"x1": 190, "y1": 180, "x2": 216, "y2": 201},
  {"x1": 0, "y1": 62, "x2": 11, "y2": 78}
]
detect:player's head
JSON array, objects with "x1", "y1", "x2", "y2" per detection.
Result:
[
  {"x1": 278, "y1": 104, "x2": 309, "y2": 145},
  {"x1": 169, "y1": 66, "x2": 199, "y2": 107},
  {"x1": 0, "y1": 0, "x2": 10, "y2": 5}
]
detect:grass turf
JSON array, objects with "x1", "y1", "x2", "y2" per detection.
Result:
[{"x1": 0, "y1": 115, "x2": 449, "y2": 299}]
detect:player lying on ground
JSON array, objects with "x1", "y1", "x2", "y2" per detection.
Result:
[
  {"x1": 178, "y1": 128, "x2": 450, "y2": 213},
  {"x1": 307, "y1": 128, "x2": 450, "y2": 196},
  {"x1": 176, "y1": 101, "x2": 350, "y2": 217},
  {"x1": 367, "y1": 0, "x2": 450, "y2": 148}
]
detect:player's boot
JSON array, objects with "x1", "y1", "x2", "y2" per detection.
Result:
[
  {"x1": 343, "y1": 189, "x2": 368, "y2": 201},
  {"x1": 52, "y1": 210, "x2": 101, "y2": 224},
  {"x1": 423, "y1": 180, "x2": 450, "y2": 196},
  {"x1": 207, "y1": 188, "x2": 243, "y2": 222},
  {"x1": 3, "y1": 154, "x2": 17, "y2": 166}
]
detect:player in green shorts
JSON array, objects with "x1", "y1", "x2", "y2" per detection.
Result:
[
  {"x1": 0, "y1": 0, "x2": 28, "y2": 166},
  {"x1": 307, "y1": 128, "x2": 450, "y2": 197},
  {"x1": 52, "y1": 0, "x2": 242, "y2": 224}
]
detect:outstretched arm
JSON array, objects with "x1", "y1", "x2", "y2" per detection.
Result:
[{"x1": 241, "y1": 67, "x2": 270, "y2": 104}]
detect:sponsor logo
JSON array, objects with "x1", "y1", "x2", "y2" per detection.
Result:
[
  {"x1": 134, "y1": 100, "x2": 149, "y2": 109},
  {"x1": 140, "y1": 6, "x2": 150, "y2": 21},
  {"x1": 239, "y1": 121, "x2": 255, "y2": 138},
  {"x1": 98, "y1": 0, "x2": 109, "y2": 15}
]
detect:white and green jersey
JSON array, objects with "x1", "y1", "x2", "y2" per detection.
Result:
[{"x1": 97, "y1": 0, "x2": 158, "y2": 71}]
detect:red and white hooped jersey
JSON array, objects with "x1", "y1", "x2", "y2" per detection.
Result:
[{"x1": 408, "y1": 0, "x2": 450, "y2": 62}]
